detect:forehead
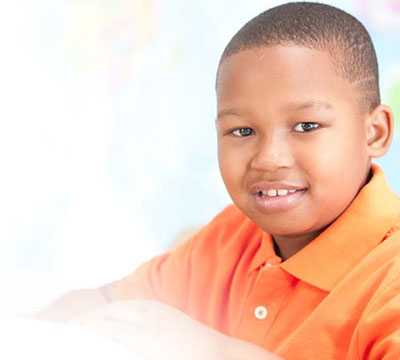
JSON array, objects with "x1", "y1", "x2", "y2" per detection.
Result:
[{"x1": 216, "y1": 46, "x2": 357, "y2": 116}]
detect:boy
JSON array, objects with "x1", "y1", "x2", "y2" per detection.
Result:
[{"x1": 38, "y1": 2, "x2": 399, "y2": 359}]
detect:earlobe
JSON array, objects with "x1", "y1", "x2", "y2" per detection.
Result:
[{"x1": 366, "y1": 104, "x2": 394, "y2": 158}]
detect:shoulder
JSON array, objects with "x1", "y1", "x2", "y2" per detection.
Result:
[
  {"x1": 361, "y1": 224, "x2": 400, "y2": 300},
  {"x1": 352, "y1": 226, "x2": 400, "y2": 357},
  {"x1": 191, "y1": 204, "x2": 260, "y2": 250},
  {"x1": 373, "y1": 223, "x2": 400, "y2": 275},
  {"x1": 184, "y1": 205, "x2": 263, "y2": 278},
  {"x1": 205, "y1": 203, "x2": 247, "y2": 228}
]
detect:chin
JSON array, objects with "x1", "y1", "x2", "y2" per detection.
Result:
[{"x1": 255, "y1": 217, "x2": 320, "y2": 237}]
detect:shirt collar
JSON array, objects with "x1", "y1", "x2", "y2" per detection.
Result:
[{"x1": 249, "y1": 164, "x2": 400, "y2": 292}]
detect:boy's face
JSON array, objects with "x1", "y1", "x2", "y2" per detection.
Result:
[{"x1": 216, "y1": 46, "x2": 371, "y2": 237}]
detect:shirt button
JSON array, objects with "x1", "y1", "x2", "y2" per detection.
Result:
[
  {"x1": 261, "y1": 257, "x2": 281, "y2": 271},
  {"x1": 262, "y1": 262, "x2": 273, "y2": 271},
  {"x1": 254, "y1": 305, "x2": 268, "y2": 320}
]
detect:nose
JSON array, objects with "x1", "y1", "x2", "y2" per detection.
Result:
[{"x1": 250, "y1": 131, "x2": 295, "y2": 172}]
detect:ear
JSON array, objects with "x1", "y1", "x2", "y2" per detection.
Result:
[{"x1": 365, "y1": 104, "x2": 394, "y2": 158}]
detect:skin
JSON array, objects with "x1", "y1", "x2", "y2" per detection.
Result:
[
  {"x1": 35, "y1": 296, "x2": 280, "y2": 359},
  {"x1": 71, "y1": 300, "x2": 280, "y2": 360},
  {"x1": 216, "y1": 45, "x2": 393, "y2": 260}
]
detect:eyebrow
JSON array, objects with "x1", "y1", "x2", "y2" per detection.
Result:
[
  {"x1": 216, "y1": 100, "x2": 333, "y2": 122},
  {"x1": 216, "y1": 108, "x2": 243, "y2": 121},
  {"x1": 284, "y1": 100, "x2": 333, "y2": 112}
]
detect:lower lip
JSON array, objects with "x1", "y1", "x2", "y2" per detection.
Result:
[{"x1": 251, "y1": 189, "x2": 307, "y2": 213}]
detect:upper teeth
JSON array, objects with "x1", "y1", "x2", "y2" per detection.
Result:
[{"x1": 260, "y1": 189, "x2": 297, "y2": 197}]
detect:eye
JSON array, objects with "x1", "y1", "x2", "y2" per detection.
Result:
[
  {"x1": 230, "y1": 127, "x2": 254, "y2": 137},
  {"x1": 293, "y1": 122, "x2": 320, "y2": 133}
]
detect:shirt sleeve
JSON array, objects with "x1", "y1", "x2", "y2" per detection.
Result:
[
  {"x1": 106, "y1": 234, "x2": 197, "y2": 311},
  {"x1": 99, "y1": 204, "x2": 244, "y2": 314}
]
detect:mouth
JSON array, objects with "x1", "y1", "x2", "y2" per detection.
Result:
[
  {"x1": 250, "y1": 186, "x2": 308, "y2": 213},
  {"x1": 254, "y1": 188, "x2": 306, "y2": 197}
]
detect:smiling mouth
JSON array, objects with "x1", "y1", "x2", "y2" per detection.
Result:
[
  {"x1": 251, "y1": 188, "x2": 308, "y2": 213},
  {"x1": 255, "y1": 188, "x2": 306, "y2": 197}
]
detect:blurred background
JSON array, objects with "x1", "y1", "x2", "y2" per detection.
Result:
[{"x1": 0, "y1": 0, "x2": 398, "y2": 314}]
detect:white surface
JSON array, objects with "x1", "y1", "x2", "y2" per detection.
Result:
[{"x1": 1, "y1": 315, "x2": 137, "y2": 360}]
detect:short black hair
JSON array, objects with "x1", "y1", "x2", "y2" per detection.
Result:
[{"x1": 217, "y1": 2, "x2": 380, "y2": 113}]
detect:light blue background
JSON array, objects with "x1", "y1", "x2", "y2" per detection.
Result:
[{"x1": 0, "y1": 0, "x2": 398, "y2": 312}]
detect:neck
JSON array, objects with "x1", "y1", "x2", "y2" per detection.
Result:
[{"x1": 273, "y1": 228, "x2": 326, "y2": 260}]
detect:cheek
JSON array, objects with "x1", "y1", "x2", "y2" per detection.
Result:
[
  {"x1": 218, "y1": 144, "x2": 249, "y2": 190},
  {"x1": 297, "y1": 126, "x2": 368, "y2": 178},
  {"x1": 297, "y1": 128, "x2": 369, "y2": 216}
]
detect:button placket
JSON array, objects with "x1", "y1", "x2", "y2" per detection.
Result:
[{"x1": 235, "y1": 266, "x2": 291, "y2": 346}]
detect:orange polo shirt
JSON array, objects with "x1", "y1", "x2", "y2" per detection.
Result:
[{"x1": 110, "y1": 164, "x2": 400, "y2": 359}]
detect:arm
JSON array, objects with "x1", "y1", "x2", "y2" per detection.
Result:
[
  {"x1": 71, "y1": 299, "x2": 282, "y2": 360},
  {"x1": 34, "y1": 288, "x2": 282, "y2": 359},
  {"x1": 34, "y1": 285, "x2": 112, "y2": 322}
]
